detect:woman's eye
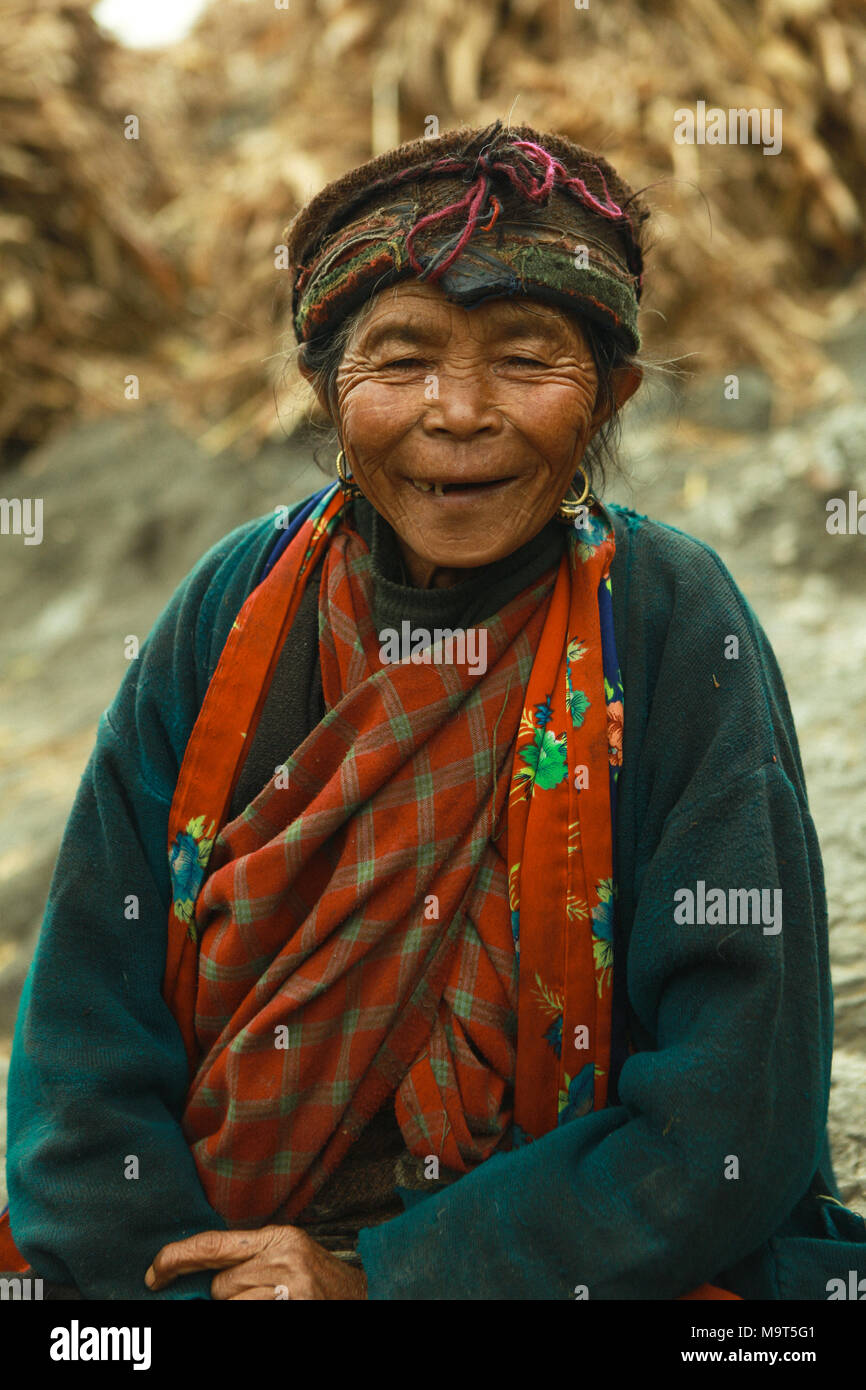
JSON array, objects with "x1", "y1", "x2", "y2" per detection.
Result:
[{"x1": 378, "y1": 355, "x2": 545, "y2": 369}]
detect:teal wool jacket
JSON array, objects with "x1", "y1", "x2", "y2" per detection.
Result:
[{"x1": 6, "y1": 493, "x2": 866, "y2": 1300}]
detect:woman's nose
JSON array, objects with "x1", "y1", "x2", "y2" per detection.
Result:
[{"x1": 420, "y1": 366, "x2": 502, "y2": 438}]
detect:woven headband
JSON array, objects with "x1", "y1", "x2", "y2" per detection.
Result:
[{"x1": 289, "y1": 124, "x2": 645, "y2": 355}]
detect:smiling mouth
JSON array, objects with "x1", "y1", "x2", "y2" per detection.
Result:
[{"x1": 408, "y1": 477, "x2": 514, "y2": 496}]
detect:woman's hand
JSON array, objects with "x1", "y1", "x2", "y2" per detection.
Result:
[{"x1": 144, "y1": 1225, "x2": 368, "y2": 1300}]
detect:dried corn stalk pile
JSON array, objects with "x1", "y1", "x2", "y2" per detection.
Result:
[
  {"x1": 3, "y1": 0, "x2": 864, "y2": 463},
  {"x1": 0, "y1": 0, "x2": 184, "y2": 464}
]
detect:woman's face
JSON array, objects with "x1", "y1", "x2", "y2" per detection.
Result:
[{"x1": 302, "y1": 280, "x2": 641, "y2": 587}]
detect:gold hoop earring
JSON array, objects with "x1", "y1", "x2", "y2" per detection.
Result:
[
  {"x1": 335, "y1": 448, "x2": 363, "y2": 500},
  {"x1": 555, "y1": 465, "x2": 592, "y2": 524}
]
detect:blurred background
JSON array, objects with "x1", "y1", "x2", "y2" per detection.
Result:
[{"x1": 1, "y1": 0, "x2": 864, "y2": 1214}]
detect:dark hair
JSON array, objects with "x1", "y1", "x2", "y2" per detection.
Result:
[{"x1": 294, "y1": 297, "x2": 656, "y2": 498}]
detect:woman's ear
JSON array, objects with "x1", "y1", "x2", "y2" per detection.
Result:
[
  {"x1": 612, "y1": 363, "x2": 643, "y2": 410},
  {"x1": 589, "y1": 364, "x2": 643, "y2": 431},
  {"x1": 297, "y1": 350, "x2": 334, "y2": 418}
]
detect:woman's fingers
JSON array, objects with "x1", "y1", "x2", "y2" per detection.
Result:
[
  {"x1": 145, "y1": 1225, "x2": 363, "y2": 1299},
  {"x1": 145, "y1": 1229, "x2": 269, "y2": 1289}
]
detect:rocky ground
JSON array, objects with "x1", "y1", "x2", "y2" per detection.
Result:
[{"x1": 1, "y1": 329, "x2": 864, "y2": 1216}]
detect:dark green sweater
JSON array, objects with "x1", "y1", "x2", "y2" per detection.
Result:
[{"x1": 6, "y1": 489, "x2": 865, "y2": 1300}]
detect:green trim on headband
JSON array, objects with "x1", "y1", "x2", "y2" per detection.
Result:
[
  {"x1": 296, "y1": 231, "x2": 415, "y2": 340},
  {"x1": 508, "y1": 242, "x2": 642, "y2": 352}
]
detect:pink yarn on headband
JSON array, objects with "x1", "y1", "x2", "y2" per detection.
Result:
[{"x1": 404, "y1": 139, "x2": 627, "y2": 281}]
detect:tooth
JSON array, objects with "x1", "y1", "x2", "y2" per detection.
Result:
[
  {"x1": 412, "y1": 479, "x2": 432, "y2": 492},
  {"x1": 433, "y1": 483, "x2": 445, "y2": 496}
]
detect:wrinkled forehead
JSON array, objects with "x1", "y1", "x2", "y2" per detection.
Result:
[{"x1": 344, "y1": 280, "x2": 584, "y2": 351}]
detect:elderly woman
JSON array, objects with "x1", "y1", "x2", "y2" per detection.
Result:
[{"x1": 2, "y1": 120, "x2": 865, "y2": 1302}]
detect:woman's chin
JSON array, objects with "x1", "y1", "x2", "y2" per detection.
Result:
[
  {"x1": 389, "y1": 498, "x2": 542, "y2": 568},
  {"x1": 397, "y1": 528, "x2": 518, "y2": 575}
]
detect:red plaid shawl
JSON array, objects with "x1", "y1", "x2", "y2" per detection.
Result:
[{"x1": 165, "y1": 483, "x2": 619, "y2": 1223}]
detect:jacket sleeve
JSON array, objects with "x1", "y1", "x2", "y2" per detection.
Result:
[
  {"x1": 357, "y1": 527, "x2": 834, "y2": 1299},
  {"x1": 5, "y1": 512, "x2": 282, "y2": 1300}
]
